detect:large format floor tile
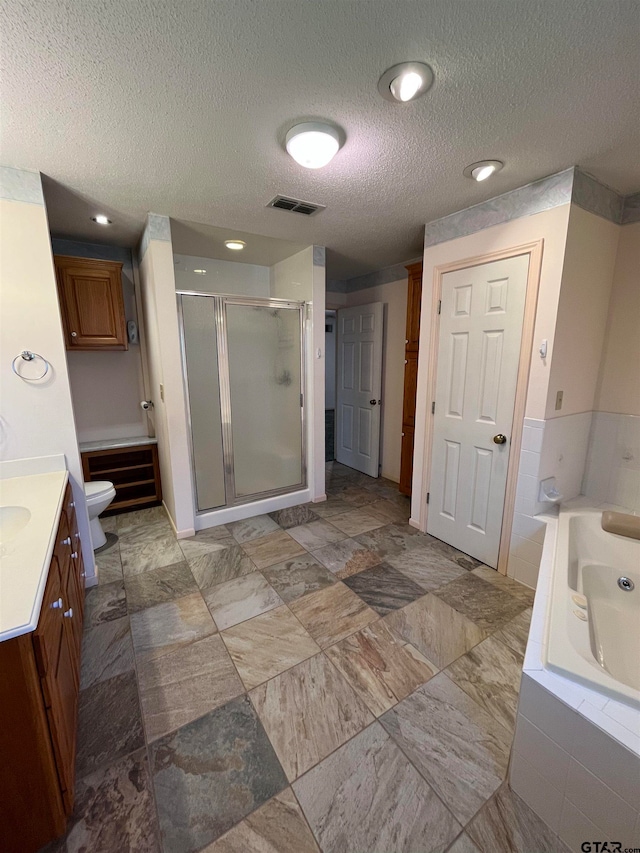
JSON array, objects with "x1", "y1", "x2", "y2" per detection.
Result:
[
  {"x1": 293, "y1": 722, "x2": 461, "y2": 853},
  {"x1": 311, "y1": 537, "x2": 381, "y2": 578},
  {"x1": 434, "y1": 573, "x2": 526, "y2": 632},
  {"x1": 289, "y1": 582, "x2": 377, "y2": 648},
  {"x1": 137, "y1": 633, "x2": 244, "y2": 742},
  {"x1": 261, "y1": 553, "x2": 338, "y2": 603},
  {"x1": 150, "y1": 696, "x2": 288, "y2": 853},
  {"x1": 124, "y1": 561, "x2": 198, "y2": 614},
  {"x1": 324, "y1": 620, "x2": 437, "y2": 716},
  {"x1": 80, "y1": 615, "x2": 134, "y2": 690},
  {"x1": 84, "y1": 580, "x2": 127, "y2": 626},
  {"x1": 325, "y1": 508, "x2": 384, "y2": 537},
  {"x1": 203, "y1": 572, "x2": 283, "y2": 629},
  {"x1": 94, "y1": 541, "x2": 123, "y2": 585},
  {"x1": 446, "y1": 833, "x2": 482, "y2": 853},
  {"x1": 241, "y1": 530, "x2": 306, "y2": 569},
  {"x1": 220, "y1": 604, "x2": 320, "y2": 690},
  {"x1": 380, "y1": 673, "x2": 512, "y2": 824},
  {"x1": 130, "y1": 592, "x2": 217, "y2": 663},
  {"x1": 250, "y1": 653, "x2": 374, "y2": 781},
  {"x1": 309, "y1": 496, "x2": 352, "y2": 518},
  {"x1": 365, "y1": 499, "x2": 410, "y2": 525},
  {"x1": 423, "y1": 536, "x2": 482, "y2": 571},
  {"x1": 492, "y1": 607, "x2": 532, "y2": 657},
  {"x1": 203, "y1": 789, "x2": 320, "y2": 853},
  {"x1": 120, "y1": 532, "x2": 184, "y2": 577},
  {"x1": 386, "y1": 547, "x2": 467, "y2": 592},
  {"x1": 444, "y1": 634, "x2": 524, "y2": 733},
  {"x1": 287, "y1": 519, "x2": 346, "y2": 550},
  {"x1": 471, "y1": 565, "x2": 535, "y2": 607},
  {"x1": 268, "y1": 504, "x2": 319, "y2": 529},
  {"x1": 66, "y1": 749, "x2": 159, "y2": 852},
  {"x1": 76, "y1": 671, "x2": 145, "y2": 779},
  {"x1": 384, "y1": 593, "x2": 485, "y2": 669},
  {"x1": 354, "y1": 523, "x2": 421, "y2": 560},
  {"x1": 228, "y1": 514, "x2": 280, "y2": 544},
  {"x1": 467, "y1": 785, "x2": 570, "y2": 853},
  {"x1": 342, "y1": 562, "x2": 425, "y2": 615},
  {"x1": 186, "y1": 544, "x2": 255, "y2": 590},
  {"x1": 178, "y1": 529, "x2": 236, "y2": 563}
]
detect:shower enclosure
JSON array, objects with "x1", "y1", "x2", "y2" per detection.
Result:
[{"x1": 178, "y1": 292, "x2": 306, "y2": 512}]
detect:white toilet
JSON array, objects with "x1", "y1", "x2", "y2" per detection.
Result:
[{"x1": 85, "y1": 481, "x2": 117, "y2": 550}]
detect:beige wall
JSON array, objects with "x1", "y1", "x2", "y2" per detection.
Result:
[
  {"x1": 346, "y1": 278, "x2": 408, "y2": 483},
  {"x1": 546, "y1": 206, "x2": 620, "y2": 419},
  {"x1": 413, "y1": 203, "x2": 572, "y2": 524},
  {"x1": 0, "y1": 186, "x2": 95, "y2": 579},
  {"x1": 594, "y1": 221, "x2": 640, "y2": 416}
]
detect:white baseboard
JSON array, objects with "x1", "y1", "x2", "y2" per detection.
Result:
[
  {"x1": 408, "y1": 516, "x2": 423, "y2": 531},
  {"x1": 195, "y1": 488, "x2": 312, "y2": 531}
]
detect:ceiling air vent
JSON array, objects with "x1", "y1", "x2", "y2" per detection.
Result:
[{"x1": 267, "y1": 195, "x2": 325, "y2": 216}]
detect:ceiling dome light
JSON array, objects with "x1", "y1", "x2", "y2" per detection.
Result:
[
  {"x1": 378, "y1": 62, "x2": 434, "y2": 103},
  {"x1": 91, "y1": 214, "x2": 112, "y2": 225},
  {"x1": 285, "y1": 122, "x2": 341, "y2": 169},
  {"x1": 463, "y1": 160, "x2": 504, "y2": 181},
  {"x1": 224, "y1": 240, "x2": 246, "y2": 251}
]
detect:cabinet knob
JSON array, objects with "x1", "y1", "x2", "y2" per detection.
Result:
[
  {"x1": 71, "y1": 331, "x2": 77, "y2": 337},
  {"x1": 70, "y1": 501, "x2": 75, "y2": 508},
  {"x1": 62, "y1": 536, "x2": 72, "y2": 546},
  {"x1": 51, "y1": 597, "x2": 63, "y2": 609},
  {"x1": 81, "y1": 571, "x2": 86, "y2": 578},
  {"x1": 71, "y1": 551, "x2": 78, "y2": 559},
  {"x1": 405, "y1": 339, "x2": 409, "y2": 344},
  {"x1": 63, "y1": 608, "x2": 73, "y2": 618}
]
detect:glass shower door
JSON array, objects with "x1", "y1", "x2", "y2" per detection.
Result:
[{"x1": 225, "y1": 302, "x2": 304, "y2": 498}]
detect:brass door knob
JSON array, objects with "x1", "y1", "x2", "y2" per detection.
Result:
[{"x1": 493, "y1": 434, "x2": 507, "y2": 445}]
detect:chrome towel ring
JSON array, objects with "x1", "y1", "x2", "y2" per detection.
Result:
[{"x1": 11, "y1": 350, "x2": 51, "y2": 381}]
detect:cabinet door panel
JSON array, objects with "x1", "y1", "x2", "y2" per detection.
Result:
[
  {"x1": 405, "y1": 265, "x2": 423, "y2": 351},
  {"x1": 402, "y1": 353, "x2": 419, "y2": 428},
  {"x1": 44, "y1": 625, "x2": 78, "y2": 809},
  {"x1": 399, "y1": 427, "x2": 415, "y2": 496},
  {"x1": 55, "y1": 256, "x2": 126, "y2": 350}
]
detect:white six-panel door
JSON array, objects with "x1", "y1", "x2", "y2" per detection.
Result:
[
  {"x1": 336, "y1": 302, "x2": 384, "y2": 477},
  {"x1": 427, "y1": 255, "x2": 530, "y2": 567}
]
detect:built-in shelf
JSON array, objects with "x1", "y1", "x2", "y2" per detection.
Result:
[{"x1": 81, "y1": 443, "x2": 161, "y2": 515}]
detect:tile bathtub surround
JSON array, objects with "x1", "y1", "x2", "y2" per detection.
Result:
[
  {"x1": 583, "y1": 411, "x2": 640, "y2": 511},
  {"x1": 150, "y1": 696, "x2": 288, "y2": 853},
  {"x1": 250, "y1": 652, "x2": 374, "y2": 781},
  {"x1": 293, "y1": 723, "x2": 462, "y2": 853}
]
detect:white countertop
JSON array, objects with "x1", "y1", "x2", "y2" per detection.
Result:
[
  {"x1": 79, "y1": 435, "x2": 157, "y2": 453},
  {"x1": 0, "y1": 470, "x2": 68, "y2": 642}
]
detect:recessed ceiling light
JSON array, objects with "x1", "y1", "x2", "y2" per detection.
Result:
[
  {"x1": 285, "y1": 122, "x2": 342, "y2": 169},
  {"x1": 463, "y1": 160, "x2": 504, "y2": 181},
  {"x1": 224, "y1": 240, "x2": 246, "y2": 251},
  {"x1": 378, "y1": 62, "x2": 434, "y2": 103},
  {"x1": 91, "y1": 214, "x2": 112, "y2": 225},
  {"x1": 193, "y1": 269, "x2": 207, "y2": 274}
]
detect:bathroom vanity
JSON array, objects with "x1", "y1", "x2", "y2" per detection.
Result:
[{"x1": 0, "y1": 472, "x2": 84, "y2": 853}]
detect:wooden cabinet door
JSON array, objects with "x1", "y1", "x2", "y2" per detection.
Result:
[
  {"x1": 405, "y1": 263, "x2": 423, "y2": 351},
  {"x1": 399, "y1": 427, "x2": 415, "y2": 496},
  {"x1": 34, "y1": 555, "x2": 78, "y2": 813},
  {"x1": 402, "y1": 353, "x2": 419, "y2": 428},
  {"x1": 55, "y1": 255, "x2": 127, "y2": 350}
]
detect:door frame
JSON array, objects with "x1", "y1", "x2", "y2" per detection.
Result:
[{"x1": 419, "y1": 240, "x2": 544, "y2": 575}]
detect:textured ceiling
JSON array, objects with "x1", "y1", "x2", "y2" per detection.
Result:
[{"x1": 2, "y1": 0, "x2": 639, "y2": 279}]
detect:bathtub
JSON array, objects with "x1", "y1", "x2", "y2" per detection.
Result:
[{"x1": 544, "y1": 506, "x2": 640, "y2": 709}]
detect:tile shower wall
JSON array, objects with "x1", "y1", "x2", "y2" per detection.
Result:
[
  {"x1": 508, "y1": 413, "x2": 592, "y2": 588},
  {"x1": 582, "y1": 412, "x2": 640, "y2": 512}
]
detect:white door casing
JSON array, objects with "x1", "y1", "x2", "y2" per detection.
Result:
[
  {"x1": 427, "y1": 254, "x2": 530, "y2": 567},
  {"x1": 336, "y1": 302, "x2": 384, "y2": 477}
]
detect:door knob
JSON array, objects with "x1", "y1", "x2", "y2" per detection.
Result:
[
  {"x1": 493, "y1": 433, "x2": 508, "y2": 445},
  {"x1": 370, "y1": 399, "x2": 377, "y2": 405}
]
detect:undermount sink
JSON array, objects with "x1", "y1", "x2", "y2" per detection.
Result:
[{"x1": 0, "y1": 505, "x2": 31, "y2": 545}]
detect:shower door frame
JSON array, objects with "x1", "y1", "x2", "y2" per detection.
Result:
[{"x1": 177, "y1": 290, "x2": 307, "y2": 514}]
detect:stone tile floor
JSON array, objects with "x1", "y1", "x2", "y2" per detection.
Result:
[{"x1": 46, "y1": 462, "x2": 570, "y2": 853}]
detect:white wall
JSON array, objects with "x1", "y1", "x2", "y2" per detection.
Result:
[
  {"x1": 51, "y1": 239, "x2": 148, "y2": 443},
  {"x1": 174, "y1": 254, "x2": 270, "y2": 297},
  {"x1": 345, "y1": 278, "x2": 408, "y2": 483},
  {"x1": 545, "y1": 206, "x2": 620, "y2": 420},
  {"x1": 0, "y1": 169, "x2": 95, "y2": 580},
  {"x1": 138, "y1": 221, "x2": 195, "y2": 536},
  {"x1": 594, "y1": 221, "x2": 640, "y2": 417}
]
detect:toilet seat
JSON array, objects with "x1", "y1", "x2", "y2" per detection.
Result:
[{"x1": 85, "y1": 481, "x2": 116, "y2": 504}]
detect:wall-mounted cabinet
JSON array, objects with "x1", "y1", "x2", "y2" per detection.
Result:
[
  {"x1": 399, "y1": 262, "x2": 423, "y2": 496},
  {"x1": 54, "y1": 255, "x2": 127, "y2": 351}
]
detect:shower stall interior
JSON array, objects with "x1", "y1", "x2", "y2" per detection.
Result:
[{"x1": 178, "y1": 292, "x2": 306, "y2": 513}]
